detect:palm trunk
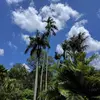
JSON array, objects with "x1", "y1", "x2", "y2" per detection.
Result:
[
  {"x1": 45, "y1": 51, "x2": 48, "y2": 91},
  {"x1": 57, "y1": 59, "x2": 60, "y2": 68},
  {"x1": 39, "y1": 52, "x2": 45, "y2": 100},
  {"x1": 45, "y1": 51, "x2": 48, "y2": 100},
  {"x1": 64, "y1": 50, "x2": 66, "y2": 60},
  {"x1": 33, "y1": 60, "x2": 39, "y2": 100},
  {"x1": 73, "y1": 52, "x2": 77, "y2": 66}
]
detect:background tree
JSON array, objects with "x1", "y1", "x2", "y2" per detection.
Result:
[
  {"x1": 8, "y1": 63, "x2": 29, "y2": 89},
  {"x1": 0, "y1": 65, "x2": 7, "y2": 86}
]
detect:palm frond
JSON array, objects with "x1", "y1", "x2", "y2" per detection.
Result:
[
  {"x1": 24, "y1": 45, "x2": 31, "y2": 54},
  {"x1": 30, "y1": 44, "x2": 37, "y2": 56}
]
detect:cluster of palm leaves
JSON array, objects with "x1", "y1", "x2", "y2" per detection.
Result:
[
  {"x1": 25, "y1": 17, "x2": 100, "y2": 100},
  {"x1": 43, "y1": 58, "x2": 100, "y2": 100},
  {"x1": 42, "y1": 33, "x2": 100, "y2": 100}
]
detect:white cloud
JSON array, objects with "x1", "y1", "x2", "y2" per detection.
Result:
[
  {"x1": 12, "y1": 7, "x2": 46, "y2": 32},
  {"x1": 6, "y1": 0, "x2": 24, "y2": 4},
  {"x1": 0, "y1": 49, "x2": 4, "y2": 56},
  {"x1": 8, "y1": 41, "x2": 18, "y2": 50},
  {"x1": 22, "y1": 63, "x2": 30, "y2": 70},
  {"x1": 12, "y1": 3, "x2": 81, "y2": 33},
  {"x1": 67, "y1": 20, "x2": 100, "y2": 53},
  {"x1": 40, "y1": 3, "x2": 80, "y2": 30},
  {"x1": 67, "y1": 19, "x2": 88, "y2": 38},
  {"x1": 90, "y1": 53, "x2": 100, "y2": 70},
  {"x1": 21, "y1": 34, "x2": 30, "y2": 45},
  {"x1": 56, "y1": 44, "x2": 64, "y2": 54}
]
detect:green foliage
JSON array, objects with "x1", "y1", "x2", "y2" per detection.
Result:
[
  {"x1": 0, "y1": 65, "x2": 7, "y2": 83},
  {"x1": 8, "y1": 63, "x2": 29, "y2": 80},
  {"x1": 59, "y1": 89, "x2": 87, "y2": 100},
  {"x1": 22, "y1": 89, "x2": 33, "y2": 100},
  {"x1": 0, "y1": 64, "x2": 33, "y2": 100},
  {"x1": 0, "y1": 78, "x2": 23, "y2": 100},
  {"x1": 43, "y1": 61, "x2": 100, "y2": 100}
]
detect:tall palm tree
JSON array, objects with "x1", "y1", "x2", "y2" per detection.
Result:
[
  {"x1": 44, "y1": 17, "x2": 58, "y2": 92},
  {"x1": 25, "y1": 30, "x2": 50, "y2": 100},
  {"x1": 69, "y1": 33, "x2": 88, "y2": 65},
  {"x1": 69, "y1": 33, "x2": 88, "y2": 53},
  {"x1": 61, "y1": 33, "x2": 88, "y2": 65},
  {"x1": 44, "y1": 17, "x2": 58, "y2": 36}
]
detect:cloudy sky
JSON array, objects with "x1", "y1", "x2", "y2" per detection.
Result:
[{"x1": 0, "y1": 0, "x2": 100, "y2": 69}]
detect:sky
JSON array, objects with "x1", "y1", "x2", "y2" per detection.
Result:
[{"x1": 0, "y1": 0, "x2": 100, "y2": 69}]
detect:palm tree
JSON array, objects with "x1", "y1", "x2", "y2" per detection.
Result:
[
  {"x1": 69, "y1": 33, "x2": 88, "y2": 53},
  {"x1": 61, "y1": 33, "x2": 88, "y2": 65},
  {"x1": 57, "y1": 63, "x2": 100, "y2": 100},
  {"x1": 25, "y1": 30, "x2": 50, "y2": 100},
  {"x1": 41, "y1": 32, "x2": 100, "y2": 100},
  {"x1": 44, "y1": 17, "x2": 58, "y2": 36},
  {"x1": 42, "y1": 61, "x2": 100, "y2": 100},
  {"x1": 43, "y1": 17, "x2": 58, "y2": 92}
]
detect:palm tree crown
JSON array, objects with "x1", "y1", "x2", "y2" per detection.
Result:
[
  {"x1": 25, "y1": 30, "x2": 50, "y2": 58},
  {"x1": 44, "y1": 17, "x2": 58, "y2": 36}
]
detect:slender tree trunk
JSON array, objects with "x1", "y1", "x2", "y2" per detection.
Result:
[
  {"x1": 45, "y1": 51, "x2": 48, "y2": 91},
  {"x1": 33, "y1": 60, "x2": 39, "y2": 100},
  {"x1": 73, "y1": 52, "x2": 77, "y2": 66},
  {"x1": 39, "y1": 52, "x2": 45, "y2": 100},
  {"x1": 45, "y1": 51, "x2": 48, "y2": 100},
  {"x1": 45, "y1": 49, "x2": 49, "y2": 93},
  {"x1": 64, "y1": 51, "x2": 66, "y2": 60},
  {"x1": 57, "y1": 59, "x2": 60, "y2": 68}
]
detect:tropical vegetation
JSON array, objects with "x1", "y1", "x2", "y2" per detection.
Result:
[{"x1": 0, "y1": 17, "x2": 100, "y2": 100}]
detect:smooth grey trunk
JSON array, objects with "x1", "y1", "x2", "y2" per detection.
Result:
[
  {"x1": 57, "y1": 59, "x2": 60, "y2": 68},
  {"x1": 45, "y1": 52, "x2": 48, "y2": 100},
  {"x1": 39, "y1": 53, "x2": 45, "y2": 100},
  {"x1": 45, "y1": 52, "x2": 48, "y2": 91},
  {"x1": 64, "y1": 51, "x2": 66, "y2": 60},
  {"x1": 69, "y1": 54, "x2": 73, "y2": 63},
  {"x1": 33, "y1": 61, "x2": 39, "y2": 100}
]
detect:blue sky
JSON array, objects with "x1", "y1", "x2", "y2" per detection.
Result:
[{"x1": 1, "y1": 0, "x2": 100, "y2": 69}]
